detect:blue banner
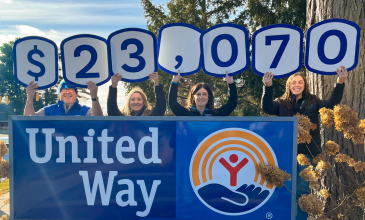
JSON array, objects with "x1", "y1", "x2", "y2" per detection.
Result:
[{"x1": 10, "y1": 117, "x2": 297, "y2": 220}]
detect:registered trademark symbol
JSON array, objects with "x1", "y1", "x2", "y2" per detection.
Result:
[{"x1": 266, "y1": 212, "x2": 273, "y2": 219}]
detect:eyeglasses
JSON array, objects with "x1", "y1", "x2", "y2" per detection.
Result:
[{"x1": 61, "y1": 88, "x2": 76, "y2": 93}]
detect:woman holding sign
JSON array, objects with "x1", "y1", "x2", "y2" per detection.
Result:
[
  {"x1": 261, "y1": 67, "x2": 348, "y2": 220},
  {"x1": 169, "y1": 71, "x2": 237, "y2": 116},
  {"x1": 107, "y1": 72, "x2": 166, "y2": 116}
]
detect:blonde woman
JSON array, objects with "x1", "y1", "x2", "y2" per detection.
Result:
[{"x1": 107, "y1": 72, "x2": 166, "y2": 116}]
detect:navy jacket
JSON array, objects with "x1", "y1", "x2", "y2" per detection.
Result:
[
  {"x1": 261, "y1": 83, "x2": 345, "y2": 156},
  {"x1": 169, "y1": 82, "x2": 237, "y2": 116},
  {"x1": 44, "y1": 100, "x2": 90, "y2": 116}
]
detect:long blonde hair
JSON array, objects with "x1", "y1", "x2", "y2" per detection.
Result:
[
  {"x1": 120, "y1": 87, "x2": 152, "y2": 116},
  {"x1": 277, "y1": 72, "x2": 318, "y2": 110}
]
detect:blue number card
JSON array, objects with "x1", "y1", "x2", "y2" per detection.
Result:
[
  {"x1": 61, "y1": 34, "x2": 110, "y2": 88},
  {"x1": 201, "y1": 24, "x2": 250, "y2": 77},
  {"x1": 107, "y1": 28, "x2": 157, "y2": 83},
  {"x1": 158, "y1": 23, "x2": 203, "y2": 76},
  {"x1": 252, "y1": 24, "x2": 303, "y2": 78},
  {"x1": 305, "y1": 19, "x2": 361, "y2": 75},
  {"x1": 13, "y1": 36, "x2": 58, "y2": 89}
]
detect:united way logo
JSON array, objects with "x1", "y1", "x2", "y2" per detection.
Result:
[{"x1": 189, "y1": 128, "x2": 278, "y2": 215}]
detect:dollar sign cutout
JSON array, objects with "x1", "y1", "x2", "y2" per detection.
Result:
[{"x1": 27, "y1": 45, "x2": 46, "y2": 81}]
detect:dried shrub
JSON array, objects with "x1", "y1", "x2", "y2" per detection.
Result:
[
  {"x1": 0, "y1": 160, "x2": 10, "y2": 179},
  {"x1": 1, "y1": 215, "x2": 7, "y2": 220},
  {"x1": 307, "y1": 215, "x2": 331, "y2": 220},
  {"x1": 353, "y1": 162, "x2": 365, "y2": 173},
  {"x1": 356, "y1": 187, "x2": 365, "y2": 206},
  {"x1": 334, "y1": 104, "x2": 365, "y2": 144},
  {"x1": 258, "y1": 163, "x2": 291, "y2": 188},
  {"x1": 319, "y1": 107, "x2": 334, "y2": 128},
  {"x1": 313, "y1": 153, "x2": 326, "y2": 164},
  {"x1": 0, "y1": 141, "x2": 7, "y2": 159},
  {"x1": 298, "y1": 194, "x2": 324, "y2": 215},
  {"x1": 316, "y1": 161, "x2": 331, "y2": 172},
  {"x1": 335, "y1": 153, "x2": 356, "y2": 167},
  {"x1": 320, "y1": 189, "x2": 330, "y2": 199},
  {"x1": 300, "y1": 165, "x2": 320, "y2": 182},
  {"x1": 325, "y1": 141, "x2": 340, "y2": 156},
  {"x1": 309, "y1": 181, "x2": 320, "y2": 190},
  {"x1": 297, "y1": 154, "x2": 311, "y2": 166},
  {"x1": 295, "y1": 113, "x2": 317, "y2": 144}
]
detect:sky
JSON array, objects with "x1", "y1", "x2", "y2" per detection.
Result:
[{"x1": 0, "y1": 0, "x2": 167, "y2": 114}]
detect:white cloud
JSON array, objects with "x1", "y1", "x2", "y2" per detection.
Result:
[
  {"x1": 15, "y1": 25, "x2": 60, "y2": 41},
  {"x1": 0, "y1": 1, "x2": 145, "y2": 26},
  {"x1": 0, "y1": 34, "x2": 17, "y2": 46},
  {"x1": 0, "y1": 0, "x2": 13, "y2": 3},
  {"x1": 0, "y1": 25, "x2": 62, "y2": 46}
]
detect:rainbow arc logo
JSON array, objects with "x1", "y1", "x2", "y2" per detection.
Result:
[{"x1": 189, "y1": 128, "x2": 278, "y2": 215}]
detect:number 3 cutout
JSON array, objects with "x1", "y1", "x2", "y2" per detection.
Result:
[
  {"x1": 252, "y1": 24, "x2": 303, "y2": 79},
  {"x1": 305, "y1": 19, "x2": 360, "y2": 75},
  {"x1": 61, "y1": 34, "x2": 110, "y2": 88},
  {"x1": 108, "y1": 28, "x2": 157, "y2": 83}
]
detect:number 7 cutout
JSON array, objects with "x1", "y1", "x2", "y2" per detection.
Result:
[
  {"x1": 108, "y1": 28, "x2": 157, "y2": 83},
  {"x1": 61, "y1": 34, "x2": 110, "y2": 88},
  {"x1": 252, "y1": 24, "x2": 303, "y2": 79}
]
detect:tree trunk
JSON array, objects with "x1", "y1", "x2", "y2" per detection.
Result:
[{"x1": 306, "y1": 0, "x2": 365, "y2": 219}]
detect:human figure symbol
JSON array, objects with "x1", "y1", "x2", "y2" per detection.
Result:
[{"x1": 219, "y1": 154, "x2": 249, "y2": 186}]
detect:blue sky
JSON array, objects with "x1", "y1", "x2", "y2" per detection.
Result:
[{"x1": 0, "y1": 0, "x2": 167, "y2": 113}]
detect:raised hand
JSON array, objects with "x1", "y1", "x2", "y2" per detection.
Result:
[
  {"x1": 86, "y1": 81, "x2": 98, "y2": 99},
  {"x1": 26, "y1": 81, "x2": 39, "y2": 98},
  {"x1": 262, "y1": 72, "x2": 274, "y2": 87},
  {"x1": 336, "y1": 66, "x2": 348, "y2": 84},
  {"x1": 111, "y1": 73, "x2": 122, "y2": 88},
  {"x1": 224, "y1": 71, "x2": 234, "y2": 84},
  {"x1": 149, "y1": 72, "x2": 159, "y2": 86},
  {"x1": 172, "y1": 70, "x2": 182, "y2": 83}
]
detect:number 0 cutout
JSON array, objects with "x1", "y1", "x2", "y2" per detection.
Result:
[
  {"x1": 305, "y1": 19, "x2": 361, "y2": 75},
  {"x1": 13, "y1": 36, "x2": 58, "y2": 89},
  {"x1": 61, "y1": 34, "x2": 110, "y2": 88},
  {"x1": 108, "y1": 28, "x2": 157, "y2": 83},
  {"x1": 252, "y1": 24, "x2": 303, "y2": 78},
  {"x1": 201, "y1": 23, "x2": 250, "y2": 77}
]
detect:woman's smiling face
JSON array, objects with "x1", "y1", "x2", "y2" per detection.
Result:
[{"x1": 290, "y1": 75, "x2": 305, "y2": 96}]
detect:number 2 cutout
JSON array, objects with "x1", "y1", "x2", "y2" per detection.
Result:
[
  {"x1": 252, "y1": 24, "x2": 303, "y2": 79},
  {"x1": 61, "y1": 34, "x2": 110, "y2": 88},
  {"x1": 74, "y1": 45, "x2": 99, "y2": 78}
]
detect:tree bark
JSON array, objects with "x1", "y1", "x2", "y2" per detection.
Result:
[{"x1": 306, "y1": 0, "x2": 365, "y2": 219}]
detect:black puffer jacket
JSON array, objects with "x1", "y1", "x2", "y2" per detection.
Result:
[
  {"x1": 169, "y1": 82, "x2": 237, "y2": 116},
  {"x1": 107, "y1": 84, "x2": 166, "y2": 116},
  {"x1": 261, "y1": 83, "x2": 345, "y2": 156}
]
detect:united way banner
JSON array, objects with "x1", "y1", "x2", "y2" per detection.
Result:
[{"x1": 10, "y1": 117, "x2": 297, "y2": 220}]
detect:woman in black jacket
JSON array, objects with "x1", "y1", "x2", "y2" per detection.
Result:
[
  {"x1": 261, "y1": 66, "x2": 348, "y2": 220},
  {"x1": 107, "y1": 72, "x2": 166, "y2": 116},
  {"x1": 169, "y1": 70, "x2": 237, "y2": 116}
]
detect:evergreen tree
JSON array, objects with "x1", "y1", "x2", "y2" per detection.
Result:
[
  {"x1": 0, "y1": 40, "x2": 59, "y2": 115},
  {"x1": 133, "y1": 0, "x2": 304, "y2": 115}
]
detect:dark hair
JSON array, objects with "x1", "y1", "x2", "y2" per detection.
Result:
[
  {"x1": 277, "y1": 72, "x2": 318, "y2": 110},
  {"x1": 187, "y1": 83, "x2": 215, "y2": 111}
]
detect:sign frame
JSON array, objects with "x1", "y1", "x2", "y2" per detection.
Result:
[{"x1": 9, "y1": 116, "x2": 298, "y2": 220}]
